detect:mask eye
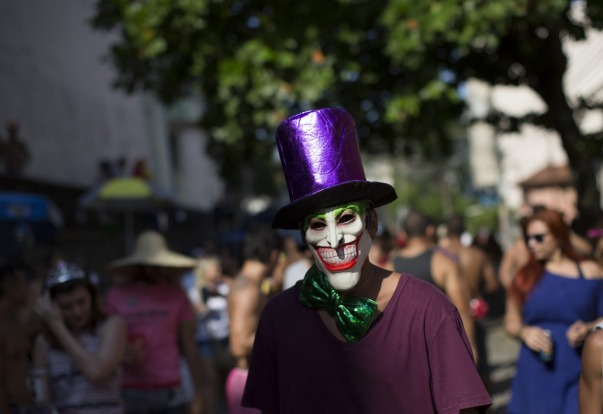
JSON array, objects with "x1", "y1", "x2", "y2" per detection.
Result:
[
  {"x1": 309, "y1": 220, "x2": 327, "y2": 231},
  {"x1": 338, "y1": 212, "x2": 356, "y2": 225}
]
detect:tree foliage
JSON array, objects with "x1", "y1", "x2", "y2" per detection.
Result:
[
  {"x1": 382, "y1": 0, "x2": 603, "y2": 215},
  {"x1": 92, "y1": 0, "x2": 603, "y2": 213}
]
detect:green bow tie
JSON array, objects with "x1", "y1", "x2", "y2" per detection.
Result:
[{"x1": 299, "y1": 265, "x2": 379, "y2": 343}]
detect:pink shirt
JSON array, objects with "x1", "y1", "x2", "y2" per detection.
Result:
[{"x1": 106, "y1": 282, "x2": 193, "y2": 388}]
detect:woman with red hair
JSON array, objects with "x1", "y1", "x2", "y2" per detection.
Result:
[{"x1": 505, "y1": 208, "x2": 603, "y2": 414}]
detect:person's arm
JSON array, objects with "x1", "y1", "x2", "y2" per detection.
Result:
[
  {"x1": 186, "y1": 284, "x2": 207, "y2": 316},
  {"x1": 180, "y1": 319, "x2": 204, "y2": 414},
  {"x1": 481, "y1": 255, "x2": 499, "y2": 295},
  {"x1": 567, "y1": 317, "x2": 603, "y2": 348},
  {"x1": 434, "y1": 255, "x2": 477, "y2": 362},
  {"x1": 35, "y1": 294, "x2": 127, "y2": 383},
  {"x1": 571, "y1": 232, "x2": 593, "y2": 258},
  {"x1": 567, "y1": 261, "x2": 603, "y2": 347},
  {"x1": 579, "y1": 329, "x2": 603, "y2": 414},
  {"x1": 499, "y1": 243, "x2": 522, "y2": 290},
  {"x1": 228, "y1": 278, "x2": 261, "y2": 368},
  {"x1": 504, "y1": 291, "x2": 552, "y2": 354}
]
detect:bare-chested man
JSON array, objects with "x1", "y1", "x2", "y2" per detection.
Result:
[
  {"x1": 227, "y1": 225, "x2": 283, "y2": 414},
  {"x1": 440, "y1": 215, "x2": 499, "y2": 301},
  {"x1": 0, "y1": 262, "x2": 33, "y2": 412},
  {"x1": 440, "y1": 215, "x2": 500, "y2": 390}
]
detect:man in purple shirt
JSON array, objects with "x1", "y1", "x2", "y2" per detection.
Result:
[{"x1": 241, "y1": 108, "x2": 492, "y2": 413}]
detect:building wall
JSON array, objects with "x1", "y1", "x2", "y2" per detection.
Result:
[
  {"x1": 0, "y1": 0, "x2": 223, "y2": 211},
  {"x1": 466, "y1": 28, "x2": 603, "y2": 214},
  {"x1": 0, "y1": 0, "x2": 155, "y2": 187}
]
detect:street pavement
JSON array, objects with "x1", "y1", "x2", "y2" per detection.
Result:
[{"x1": 485, "y1": 318, "x2": 521, "y2": 414}]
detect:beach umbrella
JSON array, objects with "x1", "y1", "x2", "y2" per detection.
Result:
[
  {"x1": 78, "y1": 177, "x2": 174, "y2": 250},
  {"x1": 0, "y1": 191, "x2": 64, "y2": 256},
  {"x1": 0, "y1": 191, "x2": 63, "y2": 225}
]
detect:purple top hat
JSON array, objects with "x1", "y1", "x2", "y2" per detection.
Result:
[{"x1": 272, "y1": 108, "x2": 397, "y2": 229}]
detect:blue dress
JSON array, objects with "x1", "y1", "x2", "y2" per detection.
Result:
[{"x1": 509, "y1": 271, "x2": 603, "y2": 414}]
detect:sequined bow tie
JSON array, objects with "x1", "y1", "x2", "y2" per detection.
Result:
[{"x1": 299, "y1": 265, "x2": 379, "y2": 343}]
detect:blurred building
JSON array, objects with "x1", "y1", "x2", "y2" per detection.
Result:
[
  {"x1": 518, "y1": 165, "x2": 577, "y2": 223},
  {"x1": 466, "y1": 27, "x2": 603, "y2": 243},
  {"x1": 0, "y1": 0, "x2": 223, "y2": 212}
]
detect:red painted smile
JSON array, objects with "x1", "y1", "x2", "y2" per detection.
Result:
[{"x1": 312, "y1": 236, "x2": 361, "y2": 272}]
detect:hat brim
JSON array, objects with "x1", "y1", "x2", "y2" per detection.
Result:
[
  {"x1": 107, "y1": 250, "x2": 197, "y2": 270},
  {"x1": 272, "y1": 181, "x2": 397, "y2": 229}
]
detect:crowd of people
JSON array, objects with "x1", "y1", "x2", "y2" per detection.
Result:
[{"x1": 1, "y1": 107, "x2": 603, "y2": 413}]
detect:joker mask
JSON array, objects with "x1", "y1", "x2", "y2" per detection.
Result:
[{"x1": 303, "y1": 201, "x2": 372, "y2": 291}]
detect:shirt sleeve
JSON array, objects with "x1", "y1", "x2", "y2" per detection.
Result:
[
  {"x1": 241, "y1": 306, "x2": 280, "y2": 412},
  {"x1": 428, "y1": 309, "x2": 492, "y2": 414}
]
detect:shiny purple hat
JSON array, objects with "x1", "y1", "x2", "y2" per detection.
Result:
[{"x1": 272, "y1": 108, "x2": 397, "y2": 229}]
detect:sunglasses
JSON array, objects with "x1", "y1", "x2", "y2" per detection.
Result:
[{"x1": 524, "y1": 233, "x2": 548, "y2": 244}]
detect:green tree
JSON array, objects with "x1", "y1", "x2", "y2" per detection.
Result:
[
  {"x1": 91, "y1": 0, "x2": 461, "y2": 186},
  {"x1": 92, "y1": 0, "x2": 603, "y2": 214},
  {"x1": 381, "y1": 0, "x2": 603, "y2": 216}
]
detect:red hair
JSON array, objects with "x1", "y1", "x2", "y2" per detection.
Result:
[{"x1": 509, "y1": 209, "x2": 579, "y2": 303}]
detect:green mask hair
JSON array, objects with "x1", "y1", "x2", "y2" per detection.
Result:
[{"x1": 302, "y1": 200, "x2": 370, "y2": 231}]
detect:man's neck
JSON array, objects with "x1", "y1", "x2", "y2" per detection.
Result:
[
  {"x1": 338, "y1": 262, "x2": 369, "y2": 297},
  {"x1": 340, "y1": 262, "x2": 400, "y2": 312},
  {"x1": 239, "y1": 259, "x2": 268, "y2": 282},
  {"x1": 400, "y1": 237, "x2": 432, "y2": 255},
  {"x1": 445, "y1": 236, "x2": 463, "y2": 252}
]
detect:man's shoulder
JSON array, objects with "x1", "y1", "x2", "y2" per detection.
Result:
[
  {"x1": 460, "y1": 245, "x2": 487, "y2": 262},
  {"x1": 581, "y1": 260, "x2": 603, "y2": 279},
  {"x1": 389, "y1": 274, "x2": 459, "y2": 339},
  {"x1": 398, "y1": 273, "x2": 455, "y2": 310},
  {"x1": 230, "y1": 276, "x2": 263, "y2": 302},
  {"x1": 260, "y1": 285, "x2": 300, "y2": 318},
  {"x1": 432, "y1": 248, "x2": 459, "y2": 267},
  {"x1": 232, "y1": 275, "x2": 261, "y2": 290}
]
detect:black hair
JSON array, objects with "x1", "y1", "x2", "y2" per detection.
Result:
[
  {"x1": 242, "y1": 224, "x2": 284, "y2": 263},
  {"x1": 49, "y1": 278, "x2": 105, "y2": 330},
  {"x1": 402, "y1": 211, "x2": 433, "y2": 238},
  {"x1": 446, "y1": 214, "x2": 465, "y2": 237}
]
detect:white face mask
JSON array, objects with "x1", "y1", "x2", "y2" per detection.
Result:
[{"x1": 303, "y1": 201, "x2": 372, "y2": 291}]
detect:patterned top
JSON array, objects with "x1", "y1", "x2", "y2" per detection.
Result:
[{"x1": 47, "y1": 328, "x2": 122, "y2": 414}]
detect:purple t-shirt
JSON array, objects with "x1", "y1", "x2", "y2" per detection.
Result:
[{"x1": 242, "y1": 273, "x2": 492, "y2": 414}]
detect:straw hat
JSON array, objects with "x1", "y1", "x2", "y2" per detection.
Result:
[{"x1": 107, "y1": 230, "x2": 197, "y2": 269}]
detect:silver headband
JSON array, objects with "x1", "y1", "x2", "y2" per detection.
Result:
[{"x1": 46, "y1": 261, "x2": 87, "y2": 289}]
